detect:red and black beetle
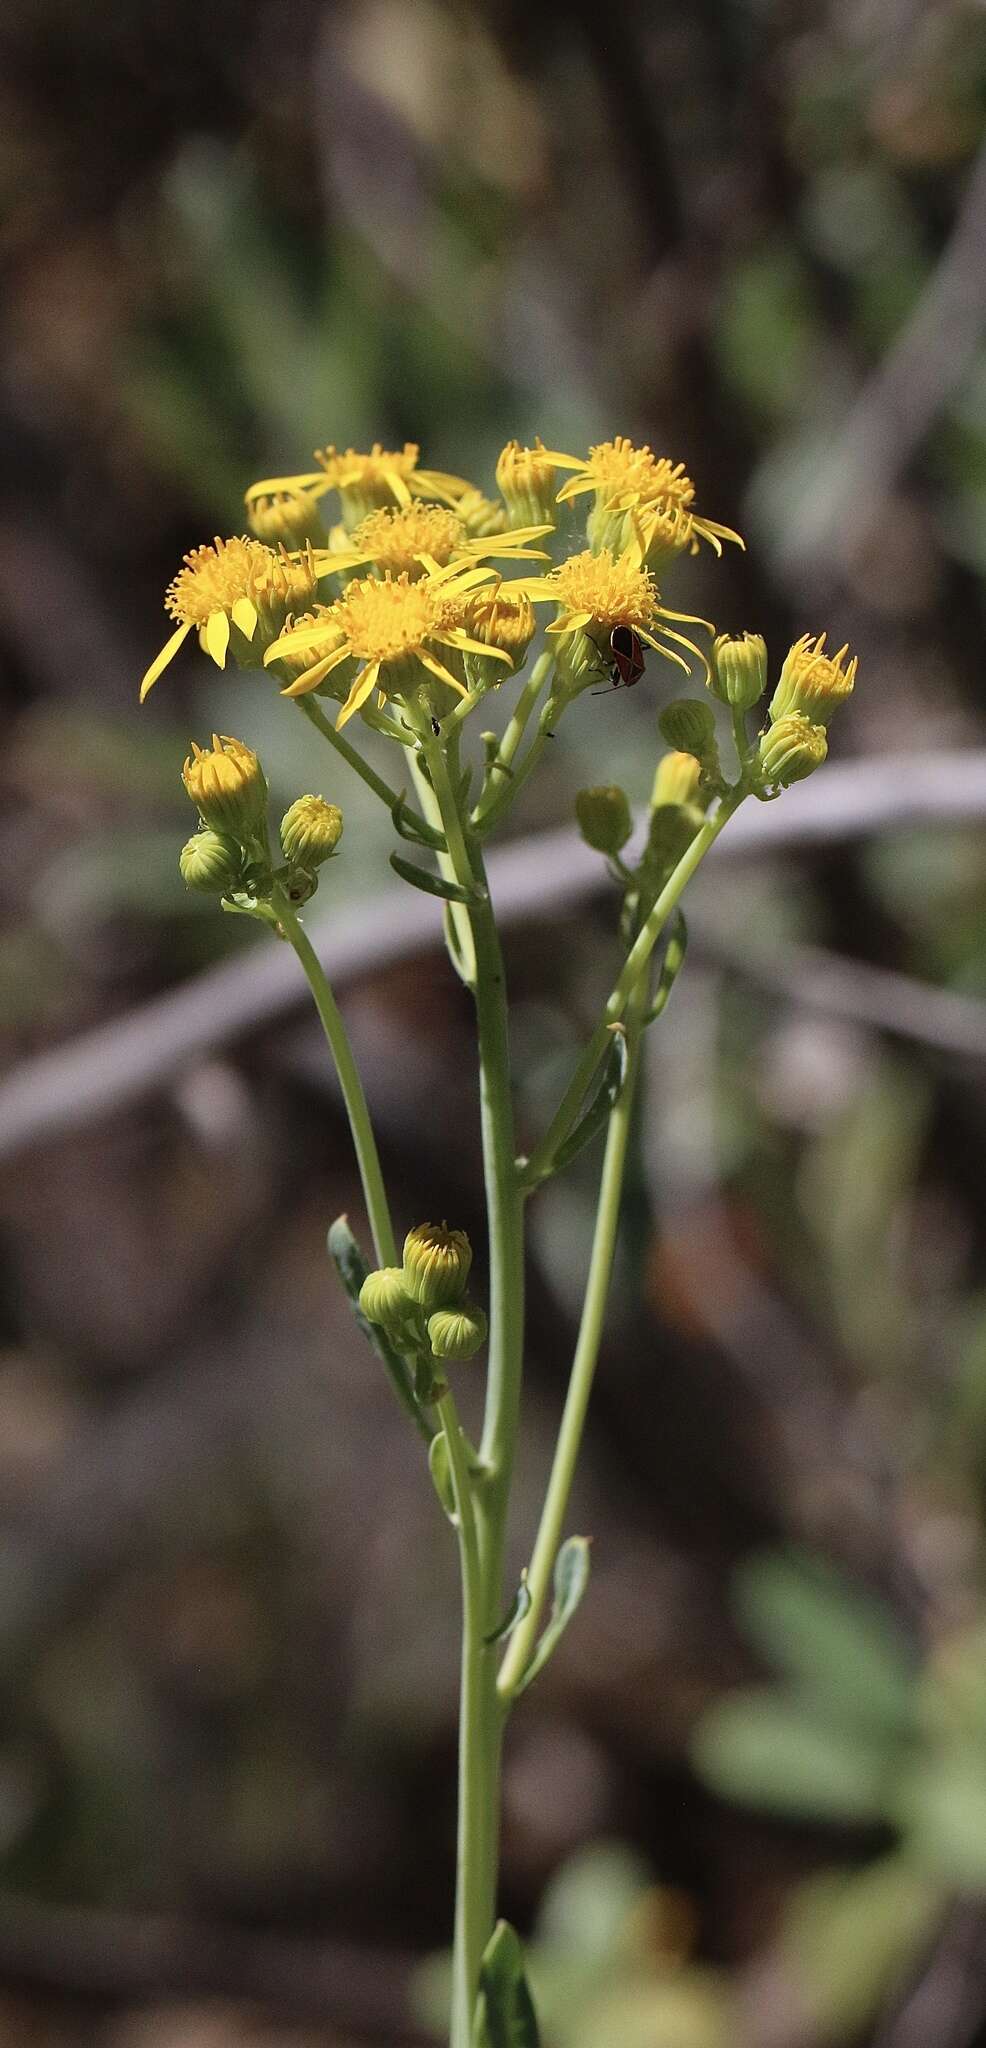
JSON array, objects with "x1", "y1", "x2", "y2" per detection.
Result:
[{"x1": 591, "y1": 624, "x2": 647, "y2": 694}]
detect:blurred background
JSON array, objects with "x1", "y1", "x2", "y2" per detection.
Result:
[{"x1": 3, "y1": 0, "x2": 986, "y2": 2042}]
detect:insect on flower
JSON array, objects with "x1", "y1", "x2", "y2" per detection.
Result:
[{"x1": 591, "y1": 624, "x2": 647, "y2": 695}]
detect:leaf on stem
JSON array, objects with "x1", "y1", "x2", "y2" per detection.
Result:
[
  {"x1": 390, "y1": 853, "x2": 484, "y2": 904},
  {"x1": 428, "y1": 1429, "x2": 457, "y2": 1522},
  {"x1": 390, "y1": 791, "x2": 447, "y2": 851},
  {"x1": 327, "y1": 1216, "x2": 434, "y2": 1442},
  {"x1": 485, "y1": 1575, "x2": 532, "y2": 1646},
  {"x1": 514, "y1": 1536, "x2": 591, "y2": 1696},
  {"x1": 473, "y1": 1921, "x2": 541, "y2": 2048},
  {"x1": 644, "y1": 910, "x2": 688, "y2": 1025},
  {"x1": 526, "y1": 1036, "x2": 629, "y2": 1189}
]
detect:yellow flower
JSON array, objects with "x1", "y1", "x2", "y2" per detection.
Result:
[
  {"x1": 652, "y1": 751, "x2": 702, "y2": 810},
  {"x1": 141, "y1": 538, "x2": 319, "y2": 700},
  {"x1": 182, "y1": 734, "x2": 268, "y2": 839},
  {"x1": 520, "y1": 546, "x2": 710, "y2": 692},
  {"x1": 768, "y1": 634, "x2": 857, "y2": 727},
  {"x1": 455, "y1": 488, "x2": 508, "y2": 539},
  {"x1": 551, "y1": 438, "x2": 743, "y2": 567},
  {"x1": 463, "y1": 586, "x2": 537, "y2": 679},
  {"x1": 496, "y1": 437, "x2": 569, "y2": 527},
  {"x1": 759, "y1": 714, "x2": 828, "y2": 787},
  {"x1": 245, "y1": 479, "x2": 327, "y2": 549},
  {"x1": 403, "y1": 1222, "x2": 472, "y2": 1309},
  {"x1": 309, "y1": 502, "x2": 550, "y2": 584},
  {"x1": 312, "y1": 443, "x2": 473, "y2": 529},
  {"x1": 264, "y1": 562, "x2": 511, "y2": 727}
]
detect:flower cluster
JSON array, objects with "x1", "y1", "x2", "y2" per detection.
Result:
[
  {"x1": 360, "y1": 1224, "x2": 488, "y2": 1387},
  {"x1": 177, "y1": 733, "x2": 343, "y2": 912}
]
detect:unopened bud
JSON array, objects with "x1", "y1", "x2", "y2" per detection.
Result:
[
  {"x1": 651, "y1": 751, "x2": 702, "y2": 811},
  {"x1": 759, "y1": 714, "x2": 828, "y2": 788},
  {"x1": 280, "y1": 795, "x2": 343, "y2": 868},
  {"x1": 659, "y1": 698, "x2": 717, "y2": 760},
  {"x1": 575, "y1": 785, "x2": 633, "y2": 856},
  {"x1": 711, "y1": 633, "x2": 768, "y2": 711},
  {"x1": 359, "y1": 1267, "x2": 417, "y2": 1338},
  {"x1": 496, "y1": 438, "x2": 559, "y2": 528},
  {"x1": 182, "y1": 734, "x2": 268, "y2": 838},
  {"x1": 403, "y1": 1223, "x2": 472, "y2": 1310},
  {"x1": 178, "y1": 830, "x2": 242, "y2": 895},
  {"x1": 428, "y1": 1304, "x2": 488, "y2": 1361}
]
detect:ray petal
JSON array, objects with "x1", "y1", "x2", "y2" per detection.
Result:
[
  {"x1": 139, "y1": 619, "x2": 193, "y2": 701},
  {"x1": 336, "y1": 663, "x2": 380, "y2": 729},
  {"x1": 205, "y1": 609, "x2": 231, "y2": 668}
]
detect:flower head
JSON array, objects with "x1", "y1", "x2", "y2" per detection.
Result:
[
  {"x1": 182, "y1": 734, "x2": 268, "y2": 839},
  {"x1": 575, "y1": 785, "x2": 633, "y2": 856},
  {"x1": 428, "y1": 1304, "x2": 487, "y2": 1362},
  {"x1": 711, "y1": 632, "x2": 768, "y2": 712},
  {"x1": 455, "y1": 488, "x2": 508, "y2": 539},
  {"x1": 520, "y1": 546, "x2": 711, "y2": 693},
  {"x1": 178, "y1": 829, "x2": 243, "y2": 895},
  {"x1": 141, "y1": 538, "x2": 319, "y2": 700},
  {"x1": 265, "y1": 562, "x2": 511, "y2": 727},
  {"x1": 551, "y1": 438, "x2": 743, "y2": 568},
  {"x1": 245, "y1": 479, "x2": 327, "y2": 549},
  {"x1": 312, "y1": 443, "x2": 472, "y2": 529},
  {"x1": 310, "y1": 503, "x2": 550, "y2": 585},
  {"x1": 759, "y1": 714, "x2": 828, "y2": 788},
  {"x1": 279, "y1": 795, "x2": 343, "y2": 868},
  {"x1": 496, "y1": 437, "x2": 568, "y2": 528},
  {"x1": 768, "y1": 634, "x2": 857, "y2": 727},
  {"x1": 463, "y1": 586, "x2": 537, "y2": 682},
  {"x1": 403, "y1": 1222, "x2": 472, "y2": 1309}
]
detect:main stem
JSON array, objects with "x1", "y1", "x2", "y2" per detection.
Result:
[
  {"x1": 426, "y1": 737, "x2": 525, "y2": 2046},
  {"x1": 274, "y1": 892, "x2": 397, "y2": 1269}
]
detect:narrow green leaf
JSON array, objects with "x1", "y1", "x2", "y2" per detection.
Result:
[
  {"x1": 390, "y1": 852, "x2": 482, "y2": 904},
  {"x1": 429, "y1": 1429, "x2": 457, "y2": 1521},
  {"x1": 525, "y1": 1038, "x2": 628, "y2": 1190},
  {"x1": 645, "y1": 910, "x2": 688, "y2": 1024},
  {"x1": 327, "y1": 1216, "x2": 433, "y2": 1443},
  {"x1": 515, "y1": 1537, "x2": 591, "y2": 1696},
  {"x1": 485, "y1": 1575, "x2": 532, "y2": 1646},
  {"x1": 473, "y1": 1921, "x2": 540, "y2": 2048},
  {"x1": 390, "y1": 790, "x2": 447, "y2": 851}
]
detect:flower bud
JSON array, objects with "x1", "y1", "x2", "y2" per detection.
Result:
[
  {"x1": 247, "y1": 486, "x2": 326, "y2": 550},
  {"x1": 496, "y1": 438, "x2": 559, "y2": 528},
  {"x1": 659, "y1": 698, "x2": 717, "y2": 760},
  {"x1": 359, "y1": 1266, "x2": 417, "y2": 1338},
  {"x1": 575, "y1": 785, "x2": 633, "y2": 856},
  {"x1": 463, "y1": 589, "x2": 536, "y2": 684},
  {"x1": 768, "y1": 633, "x2": 857, "y2": 727},
  {"x1": 178, "y1": 829, "x2": 242, "y2": 895},
  {"x1": 403, "y1": 1222, "x2": 472, "y2": 1310},
  {"x1": 758, "y1": 714, "x2": 828, "y2": 788},
  {"x1": 280, "y1": 795, "x2": 343, "y2": 868},
  {"x1": 428, "y1": 1304, "x2": 488, "y2": 1362},
  {"x1": 455, "y1": 488, "x2": 508, "y2": 539},
  {"x1": 182, "y1": 734, "x2": 268, "y2": 838},
  {"x1": 651, "y1": 751, "x2": 702, "y2": 811},
  {"x1": 711, "y1": 632, "x2": 768, "y2": 711}
]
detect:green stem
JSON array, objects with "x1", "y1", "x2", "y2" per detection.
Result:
[
  {"x1": 498, "y1": 974, "x2": 647, "y2": 1698},
  {"x1": 437, "y1": 1388, "x2": 497, "y2": 2048},
  {"x1": 273, "y1": 890, "x2": 397, "y2": 1269},
  {"x1": 410, "y1": 738, "x2": 477, "y2": 985},
  {"x1": 424, "y1": 737, "x2": 526, "y2": 2045},
  {"x1": 471, "y1": 651, "x2": 554, "y2": 831},
  {"x1": 524, "y1": 794, "x2": 742, "y2": 1187}
]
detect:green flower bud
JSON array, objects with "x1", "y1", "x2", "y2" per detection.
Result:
[
  {"x1": 711, "y1": 632, "x2": 768, "y2": 711},
  {"x1": 768, "y1": 633, "x2": 857, "y2": 727},
  {"x1": 280, "y1": 795, "x2": 343, "y2": 868},
  {"x1": 759, "y1": 714, "x2": 828, "y2": 788},
  {"x1": 645, "y1": 804, "x2": 700, "y2": 877},
  {"x1": 182, "y1": 734, "x2": 268, "y2": 839},
  {"x1": 659, "y1": 698, "x2": 718, "y2": 760},
  {"x1": 495, "y1": 438, "x2": 559, "y2": 528},
  {"x1": 403, "y1": 1222, "x2": 472, "y2": 1310},
  {"x1": 428, "y1": 1303, "x2": 488, "y2": 1361},
  {"x1": 178, "y1": 829, "x2": 243, "y2": 895},
  {"x1": 651, "y1": 751, "x2": 702, "y2": 811},
  {"x1": 359, "y1": 1267, "x2": 417, "y2": 1337},
  {"x1": 575, "y1": 785, "x2": 633, "y2": 856}
]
